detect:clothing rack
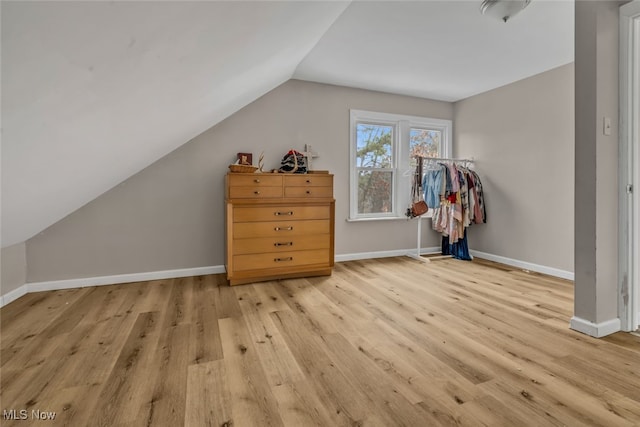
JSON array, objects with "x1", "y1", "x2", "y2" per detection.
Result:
[
  {"x1": 406, "y1": 156, "x2": 475, "y2": 263},
  {"x1": 422, "y1": 156, "x2": 474, "y2": 166}
]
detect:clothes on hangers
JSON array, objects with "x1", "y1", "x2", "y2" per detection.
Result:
[
  {"x1": 442, "y1": 229, "x2": 472, "y2": 261},
  {"x1": 470, "y1": 170, "x2": 486, "y2": 223},
  {"x1": 420, "y1": 159, "x2": 486, "y2": 260},
  {"x1": 466, "y1": 170, "x2": 477, "y2": 223},
  {"x1": 422, "y1": 167, "x2": 443, "y2": 209},
  {"x1": 457, "y1": 166, "x2": 471, "y2": 228}
]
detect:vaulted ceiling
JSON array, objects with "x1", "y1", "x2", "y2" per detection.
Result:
[{"x1": 1, "y1": 1, "x2": 574, "y2": 248}]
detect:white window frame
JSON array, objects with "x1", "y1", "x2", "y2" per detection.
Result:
[{"x1": 349, "y1": 109, "x2": 452, "y2": 221}]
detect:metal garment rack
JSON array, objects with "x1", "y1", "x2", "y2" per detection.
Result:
[
  {"x1": 406, "y1": 157, "x2": 475, "y2": 263},
  {"x1": 422, "y1": 156, "x2": 475, "y2": 166}
]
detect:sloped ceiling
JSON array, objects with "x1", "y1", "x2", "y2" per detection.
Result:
[
  {"x1": 1, "y1": 0, "x2": 573, "y2": 248},
  {"x1": 1, "y1": 0, "x2": 351, "y2": 247}
]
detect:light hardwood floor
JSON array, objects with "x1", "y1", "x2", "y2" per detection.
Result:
[{"x1": 1, "y1": 257, "x2": 639, "y2": 426}]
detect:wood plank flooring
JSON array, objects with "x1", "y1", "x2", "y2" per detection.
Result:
[{"x1": 2, "y1": 257, "x2": 640, "y2": 426}]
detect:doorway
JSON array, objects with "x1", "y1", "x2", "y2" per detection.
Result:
[{"x1": 620, "y1": 0, "x2": 640, "y2": 332}]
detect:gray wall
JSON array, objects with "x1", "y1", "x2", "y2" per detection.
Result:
[
  {"x1": 574, "y1": 0, "x2": 623, "y2": 325},
  {"x1": 1, "y1": 242, "x2": 27, "y2": 295},
  {"x1": 454, "y1": 64, "x2": 575, "y2": 273},
  {"x1": 25, "y1": 80, "x2": 452, "y2": 282}
]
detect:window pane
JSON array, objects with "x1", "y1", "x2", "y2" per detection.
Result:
[
  {"x1": 410, "y1": 128, "x2": 440, "y2": 167},
  {"x1": 358, "y1": 170, "x2": 393, "y2": 214},
  {"x1": 356, "y1": 123, "x2": 393, "y2": 168}
]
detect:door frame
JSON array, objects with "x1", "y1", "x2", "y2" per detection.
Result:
[{"x1": 619, "y1": 0, "x2": 640, "y2": 332}]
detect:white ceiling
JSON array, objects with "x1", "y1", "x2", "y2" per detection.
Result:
[
  {"x1": 1, "y1": 1, "x2": 574, "y2": 248},
  {"x1": 294, "y1": 0, "x2": 574, "y2": 101}
]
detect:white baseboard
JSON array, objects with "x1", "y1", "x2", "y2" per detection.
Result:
[
  {"x1": 0, "y1": 249, "x2": 575, "y2": 308},
  {"x1": 4, "y1": 249, "x2": 442, "y2": 306},
  {"x1": 335, "y1": 248, "x2": 574, "y2": 281},
  {"x1": 335, "y1": 247, "x2": 441, "y2": 262},
  {"x1": 570, "y1": 316, "x2": 621, "y2": 338},
  {"x1": 1, "y1": 265, "x2": 225, "y2": 308},
  {"x1": 469, "y1": 250, "x2": 574, "y2": 281},
  {"x1": 0, "y1": 285, "x2": 28, "y2": 308}
]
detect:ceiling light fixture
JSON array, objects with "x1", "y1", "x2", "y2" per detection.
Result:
[{"x1": 480, "y1": 0, "x2": 532, "y2": 23}]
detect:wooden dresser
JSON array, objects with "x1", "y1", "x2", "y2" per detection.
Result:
[{"x1": 225, "y1": 172, "x2": 335, "y2": 286}]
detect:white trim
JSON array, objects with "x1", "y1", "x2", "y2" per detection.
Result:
[
  {"x1": 0, "y1": 285, "x2": 28, "y2": 308},
  {"x1": 469, "y1": 250, "x2": 574, "y2": 280},
  {"x1": 336, "y1": 248, "x2": 574, "y2": 283},
  {"x1": 345, "y1": 216, "x2": 412, "y2": 223},
  {"x1": 1, "y1": 250, "x2": 577, "y2": 307},
  {"x1": 619, "y1": 0, "x2": 640, "y2": 332},
  {"x1": 27, "y1": 265, "x2": 226, "y2": 293},
  {"x1": 336, "y1": 247, "x2": 441, "y2": 262},
  {"x1": 0, "y1": 265, "x2": 225, "y2": 307},
  {"x1": 570, "y1": 316, "x2": 621, "y2": 338},
  {"x1": 338, "y1": 248, "x2": 574, "y2": 280}
]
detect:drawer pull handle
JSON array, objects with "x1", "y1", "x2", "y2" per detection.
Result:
[
  {"x1": 306, "y1": 179, "x2": 311, "y2": 183},
  {"x1": 254, "y1": 179, "x2": 260, "y2": 183},
  {"x1": 274, "y1": 242, "x2": 293, "y2": 247},
  {"x1": 306, "y1": 190, "x2": 311, "y2": 194},
  {"x1": 254, "y1": 191, "x2": 261, "y2": 195},
  {"x1": 274, "y1": 257, "x2": 293, "y2": 262},
  {"x1": 274, "y1": 226, "x2": 293, "y2": 231},
  {"x1": 275, "y1": 211, "x2": 294, "y2": 216}
]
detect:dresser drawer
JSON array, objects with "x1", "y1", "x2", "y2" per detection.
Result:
[
  {"x1": 233, "y1": 219, "x2": 330, "y2": 238},
  {"x1": 284, "y1": 175, "x2": 333, "y2": 187},
  {"x1": 233, "y1": 234, "x2": 330, "y2": 255},
  {"x1": 228, "y1": 186, "x2": 283, "y2": 199},
  {"x1": 284, "y1": 186, "x2": 333, "y2": 198},
  {"x1": 228, "y1": 174, "x2": 282, "y2": 187},
  {"x1": 233, "y1": 205, "x2": 330, "y2": 222},
  {"x1": 233, "y1": 249, "x2": 330, "y2": 271}
]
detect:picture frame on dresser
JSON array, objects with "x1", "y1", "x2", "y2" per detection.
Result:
[{"x1": 236, "y1": 152, "x2": 253, "y2": 165}]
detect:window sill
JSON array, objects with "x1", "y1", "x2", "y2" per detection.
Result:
[
  {"x1": 347, "y1": 212, "x2": 434, "y2": 222},
  {"x1": 346, "y1": 216, "x2": 411, "y2": 222}
]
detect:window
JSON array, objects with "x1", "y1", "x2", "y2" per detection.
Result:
[
  {"x1": 355, "y1": 123, "x2": 395, "y2": 216},
  {"x1": 410, "y1": 128, "x2": 441, "y2": 167},
  {"x1": 349, "y1": 110, "x2": 452, "y2": 220}
]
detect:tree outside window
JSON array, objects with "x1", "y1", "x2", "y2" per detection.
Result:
[
  {"x1": 410, "y1": 128, "x2": 441, "y2": 168},
  {"x1": 356, "y1": 123, "x2": 393, "y2": 214}
]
